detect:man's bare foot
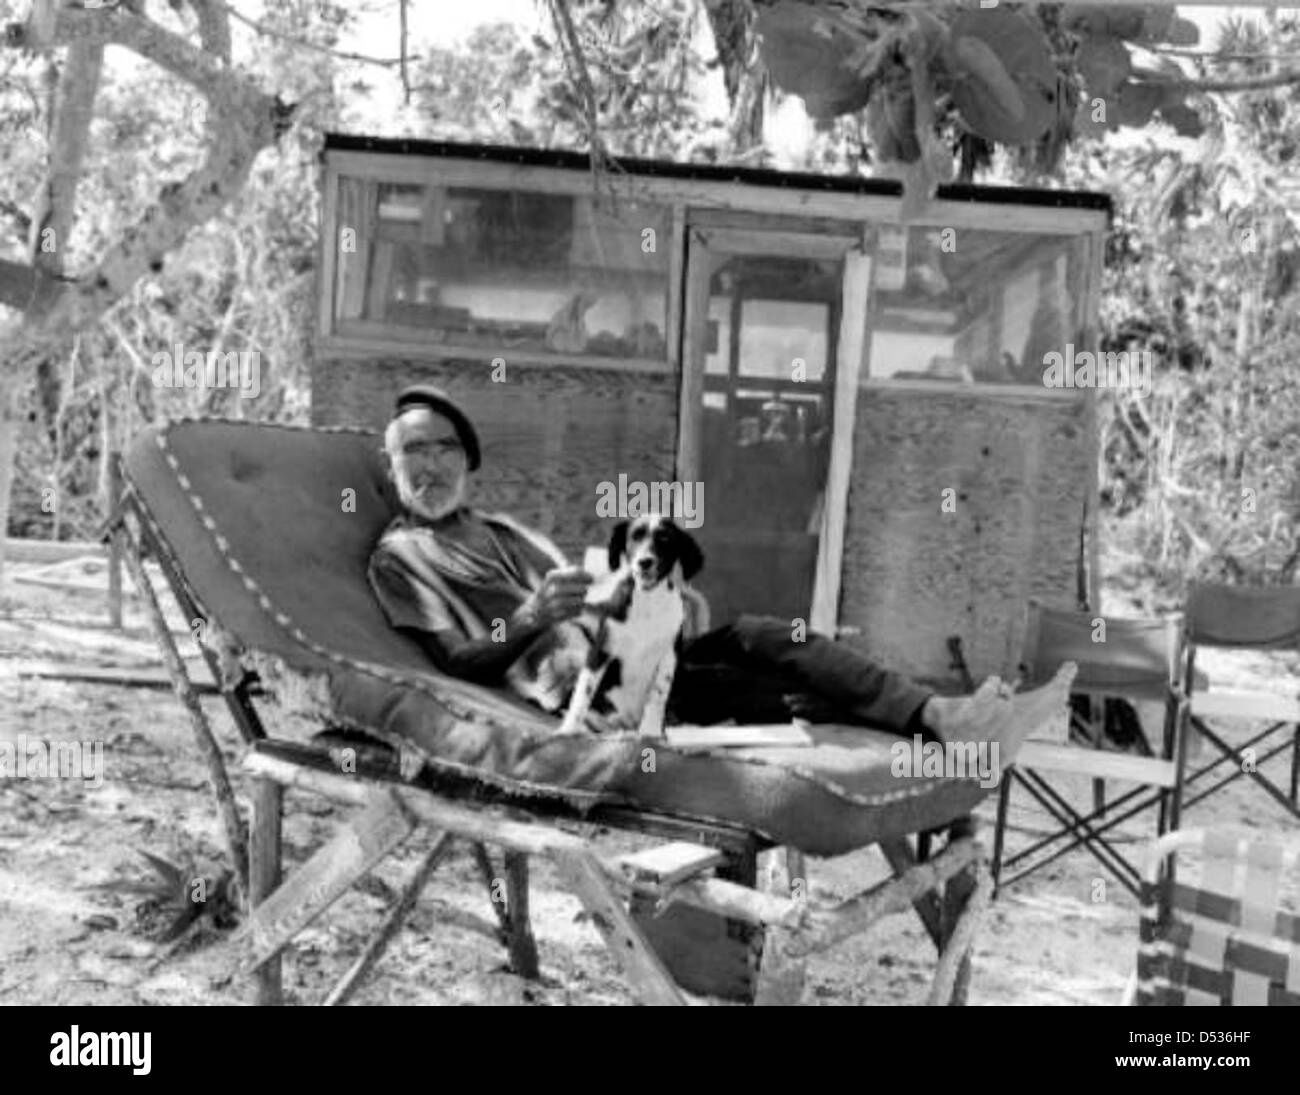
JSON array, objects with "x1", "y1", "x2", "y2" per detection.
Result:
[{"x1": 921, "y1": 662, "x2": 1078, "y2": 766}]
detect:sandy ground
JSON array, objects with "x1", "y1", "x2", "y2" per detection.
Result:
[{"x1": 1, "y1": 556, "x2": 1298, "y2": 1006}]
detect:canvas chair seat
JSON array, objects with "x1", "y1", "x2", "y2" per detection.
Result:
[{"x1": 121, "y1": 419, "x2": 987, "y2": 856}]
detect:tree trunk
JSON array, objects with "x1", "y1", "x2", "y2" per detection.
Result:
[
  {"x1": 0, "y1": 375, "x2": 21, "y2": 591},
  {"x1": 0, "y1": 2, "x2": 285, "y2": 590}
]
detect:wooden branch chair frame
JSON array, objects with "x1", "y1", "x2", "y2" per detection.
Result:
[
  {"x1": 108, "y1": 488, "x2": 990, "y2": 1006},
  {"x1": 992, "y1": 602, "x2": 1189, "y2": 900}
]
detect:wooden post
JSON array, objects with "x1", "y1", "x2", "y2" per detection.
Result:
[
  {"x1": 471, "y1": 842, "x2": 511, "y2": 934},
  {"x1": 753, "y1": 926, "x2": 806, "y2": 1005},
  {"x1": 504, "y1": 851, "x2": 540, "y2": 979},
  {"x1": 938, "y1": 817, "x2": 978, "y2": 1005},
  {"x1": 879, "y1": 837, "x2": 943, "y2": 947},
  {"x1": 106, "y1": 452, "x2": 123, "y2": 629},
  {"x1": 249, "y1": 777, "x2": 283, "y2": 1006},
  {"x1": 929, "y1": 861, "x2": 992, "y2": 1007}
]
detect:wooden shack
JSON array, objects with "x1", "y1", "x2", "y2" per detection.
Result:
[{"x1": 312, "y1": 134, "x2": 1110, "y2": 689}]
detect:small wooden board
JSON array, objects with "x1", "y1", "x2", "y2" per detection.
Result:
[
  {"x1": 665, "y1": 723, "x2": 815, "y2": 751},
  {"x1": 617, "y1": 841, "x2": 725, "y2": 886}
]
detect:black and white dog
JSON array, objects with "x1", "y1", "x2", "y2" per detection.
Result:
[{"x1": 556, "y1": 514, "x2": 708, "y2": 735}]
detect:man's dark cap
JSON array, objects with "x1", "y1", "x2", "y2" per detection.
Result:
[{"x1": 393, "y1": 385, "x2": 481, "y2": 471}]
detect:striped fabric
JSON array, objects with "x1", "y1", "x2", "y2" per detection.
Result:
[{"x1": 1134, "y1": 830, "x2": 1300, "y2": 1006}]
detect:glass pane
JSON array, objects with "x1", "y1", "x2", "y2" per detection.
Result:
[
  {"x1": 866, "y1": 227, "x2": 1090, "y2": 387},
  {"x1": 694, "y1": 250, "x2": 841, "y2": 626},
  {"x1": 336, "y1": 179, "x2": 671, "y2": 360},
  {"x1": 738, "y1": 300, "x2": 828, "y2": 381}
]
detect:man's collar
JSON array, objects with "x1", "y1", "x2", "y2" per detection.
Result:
[{"x1": 392, "y1": 506, "x2": 480, "y2": 532}]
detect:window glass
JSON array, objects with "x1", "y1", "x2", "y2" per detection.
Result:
[
  {"x1": 334, "y1": 179, "x2": 671, "y2": 361},
  {"x1": 865, "y1": 227, "x2": 1090, "y2": 388}
]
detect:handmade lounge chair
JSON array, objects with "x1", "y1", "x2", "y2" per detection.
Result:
[{"x1": 111, "y1": 417, "x2": 998, "y2": 1006}]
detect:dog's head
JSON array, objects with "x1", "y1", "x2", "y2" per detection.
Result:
[{"x1": 609, "y1": 514, "x2": 704, "y2": 591}]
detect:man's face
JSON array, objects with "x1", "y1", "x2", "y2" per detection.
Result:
[{"x1": 388, "y1": 408, "x2": 470, "y2": 521}]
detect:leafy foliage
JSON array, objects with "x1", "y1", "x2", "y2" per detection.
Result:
[
  {"x1": 1055, "y1": 12, "x2": 1300, "y2": 593},
  {"x1": 412, "y1": 1, "x2": 725, "y2": 161},
  {"x1": 6, "y1": 0, "x2": 1300, "y2": 606},
  {"x1": 753, "y1": 0, "x2": 1209, "y2": 186}
]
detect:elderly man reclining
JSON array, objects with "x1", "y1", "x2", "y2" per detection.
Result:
[{"x1": 368, "y1": 386, "x2": 1076, "y2": 761}]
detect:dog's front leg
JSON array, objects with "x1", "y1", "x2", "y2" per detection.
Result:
[
  {"x1": 559, "y1": 666, "x2": 598, "y2": 735},
  {"x1": 636, "y1": 648, "x2": 677, "y2": 738},
  {"x1": 557, "y1": 612, "x2": 611, "y2": 735}
]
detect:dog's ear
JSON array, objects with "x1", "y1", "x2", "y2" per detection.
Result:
[
  {"x1": 671, "y1": 525, "x2": 704, "y2": 581},
  {"x1": 607, "y1": 520, "x2": 630, "y2": 572}
]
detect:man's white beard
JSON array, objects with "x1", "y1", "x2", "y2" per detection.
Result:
[{"x1": 397, "y1": 470, "x2": 467, "y2": 522}]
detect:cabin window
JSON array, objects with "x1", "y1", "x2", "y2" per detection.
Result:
[
  {"x1": 866, "y1": 227, "x2": 1092, "y2": 389},
  {"x1": 332, "y1": 177, "x2": 671, "y2": 363}
]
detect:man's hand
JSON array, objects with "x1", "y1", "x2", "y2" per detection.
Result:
[{"x1": 516, "y1": 567, "x2": 593, "y2": 630}]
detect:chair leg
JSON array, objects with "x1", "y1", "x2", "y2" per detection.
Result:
[
  {"x1": 879, "y1": 838, "x2": 943, "y2": 948},
  {"x1": 504, "y1": 851, "x2": 540, "y2": 979},
  {"x1": 785, "y1": 847, "x2": 806, "y2": 896},
  {"x1": 991, "y1": 771, "x2": 1013, "y2": 897},
  {"x1": 930, "y1": 860, "x2": 991, "y2": 1006},
  {"x1": 249, "y1": 778, "x2": 283, "y2": 1006},
  {"x1": 753, "y1": 926, "x2": 807, "y2": 1006},
  {"x1": 1291, "y1": 725, "x2": 1300, "y2": 806},
  {"x1": 122, "y1": 536, "x2": 249, "y2": 892},
  {"x1": 939, "y1": 818, "x2": 976, "y2": 1004},
  {"x1": 322, "y1": 830, "x2": 453, "y2": 1006}
]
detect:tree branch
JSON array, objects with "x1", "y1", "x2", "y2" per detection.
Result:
[
  {"x1": 1184, "y1": 69, "x2": 1300, "y2": 92},
  {"x1": 1131, "y1": 62, "x2": 1300, "y2": 93},
  {"x1": 193, "y1": 0, "x2": 232, "y2": 65},
  {"x1": 213, "y1": 0, "x2": 413, "y2": 68},
  {"x1": 547, "y1": 0, "x2": 603, "y2": 154},
  {"x1": 30, "y1": 41, "x2": 104, "y2": 275},
  {"x1": 8, "y1": 6, "x2": 257, "y2": 102},
  {"x1": 1, "y1": 4, "x2": 288, "y2": 367}
]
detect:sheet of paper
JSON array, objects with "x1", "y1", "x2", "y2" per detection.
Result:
[{"x1": 664, "y1": 723, "x2": 816, "y2": 751}]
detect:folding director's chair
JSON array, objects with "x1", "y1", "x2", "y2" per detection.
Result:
[
  {"x1": 1123, "y1": 828, "x2": 1300, "y2": 1006},
  {"x1": 992, "y1": 601, "x2": 1187, "y2": 899},
  {"x1": 1179, "y1": 583, "x2": 1300, "y2": 822}
]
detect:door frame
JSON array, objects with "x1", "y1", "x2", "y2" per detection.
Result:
[{"x1": 675, "y1": 219, "x2": 872, "y2": 635}]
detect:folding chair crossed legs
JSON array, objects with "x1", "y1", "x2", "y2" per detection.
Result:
[
  {"x1": 1179, "y1": 583, "x2": 1300, "y2": 823},
  {"x1": 992, "y1": 603, "x2": 1186, "y2": 899}
]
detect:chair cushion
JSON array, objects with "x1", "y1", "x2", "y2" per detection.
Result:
[{"x1": 123, "y1": 419, "x2": 987, "y2": 855}]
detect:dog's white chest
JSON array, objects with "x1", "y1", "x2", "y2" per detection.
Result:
[{"x1": 602, "y1": 584, "x2": 683, "y2": 721}]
